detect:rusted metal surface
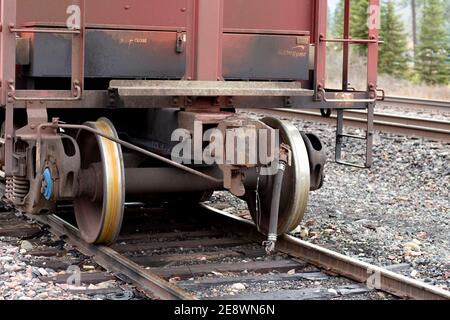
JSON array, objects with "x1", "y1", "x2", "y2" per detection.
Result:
[
  {"x1": 224, "y1": 0, "x2": 313, "y2": 33},
  {"x1": 9, "y1": 83, "x2": 82, "y2": 101},
  {"x1": 186, "y1": 0, "x2": 223, "y2": 81},
  {"x1": 251, "y1": 109, "x2": 450, "y2": 142},
  {"x1": 11, "y1": 90, "x2": 371, "y2": 110},
  {"x1": 200, "y1": 205, "x2": 450, "y2": 300},
  {"x1": 71, "y1": 0, "x2": 85, "y2": 95},
  {"x1": 15, "y1": 201, "x2": 449, "y2": 301},
  {"x1": 300, "y1": 132, "x2": 326, "y2": 191},
  {"x1": 383, "y1": 96, "x2": 450, "y2": 110},
  {"x1": 245, "y1": 118, "x2": 310, "y2": 235},
  {"x1": 23, "y1": 29, "x2": 186, "y2": 78},
  {"x1": 11, "y1": 90, "x2": 109, "y2": 108},
  {"x1": 74, "y1": 118, "x2": 125, "y2": 245},
  {"x1": 110, "y1": 80, "x2": 314, "y2": 97},
  {"x1": 30, "y1": 213, "x2": 196, "y2": 300},
  {"x1": 0, "y1": 0, "x2": 17, "y2": 176},
  {"x1": 223, "y1": 33, "x2": 310, "y2": 80},
  {"x1": 2, "y1": 0, "x2": 381, "y2": 246},
  {"x1": 14, "y1": 0, "x2": 316, "y2": 84},
  {"x1": 17, "y1": 0, "x2": 312, "y2": 33},
  {"x1": 123, "y1": 168, "x2": 225, "y2": 194},
  {"x1": 313, "y1": 0, "x2": 327, "y2": 100},
  {"x1": 342, "y1": 0, "x2": 350, "y2": 91},
  {"x1": 17, "y1": 0, "x2": 188, "y2": 29},
  {"x1": 7, "y1": 0, "x2": 85, "y2": 101},
  {"x1": 367, "y1": 0, "x2": 380, "y2": 92},
  {"x1": 55, "y1": 122, "x2": 223, "y2": 183}
]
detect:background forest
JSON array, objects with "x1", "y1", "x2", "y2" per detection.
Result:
[{"x1": 327, "y1": 0, "x2": 450, "y2": 98}]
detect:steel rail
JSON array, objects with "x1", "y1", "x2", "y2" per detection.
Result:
[
  {"x1": 383, "y1": 96, "x2": 450, "y2": 109},
  {"x1": 250, "y1": 109, "x2": 450, "y2": 141},
  {"x1": 200, "y1": 204, "x2": 450, "y2": 300},
  {"x1": 25, "y1": 205, "x2": 450, "y2": 300},
  {"x1": 28, "y1": 214, "x2": 196, "y2": 300}
]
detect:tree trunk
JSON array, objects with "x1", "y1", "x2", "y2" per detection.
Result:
[{"x1": 411, "y1": 0, "x2": 417, "y2": 56}]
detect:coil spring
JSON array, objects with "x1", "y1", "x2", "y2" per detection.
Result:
[
  {"x1": 5, "y1": 177, "x2": 13, "y2": 201},
  {"x1": 12, "y1": 176, "x2": 30, "y2": 203}
]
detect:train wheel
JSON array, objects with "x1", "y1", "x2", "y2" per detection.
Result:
[
  {"x1": 246, "y1": 117, "x2": 310, "y2": 235},
  {"x1": 74, "y1": 118, "x2": 125, "y2": 245}
]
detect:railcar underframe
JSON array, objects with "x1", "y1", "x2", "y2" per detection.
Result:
[{"x1": 0, "y1": 0, "x2": 382, "y2": 249}]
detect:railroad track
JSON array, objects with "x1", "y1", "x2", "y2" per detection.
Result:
[
  {"x1": 248, "y1": 109, "x2": 450, "y2": 141},
  {"x1": 383, "y1": 96, "x2": 450, "y2": 110},
  {"x1": 2, "y1": 204, "x2": 448, "y2": 300}
]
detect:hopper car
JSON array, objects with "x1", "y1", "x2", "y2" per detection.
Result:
[{"x1": 0, "y1": 0, "x2": 382, "y2": 251}]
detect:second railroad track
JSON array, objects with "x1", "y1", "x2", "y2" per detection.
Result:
[{"x1": 248, "y1": 109, "x2": 450, "y2": 141}]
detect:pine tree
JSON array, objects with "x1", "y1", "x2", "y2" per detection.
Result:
[
  {"x1": 415, "y1": 0, "x2": 449, "y2": 85},
  {"x1": 399, "y1": 0, "x2": 424, "y2": 55},
  {"x1": 332, "y1": 0, "x2": 370, "y2": 38},
  {"x1": 378, "y1": 0, "x2": 409, "y2": 78},
  {"x1": 351, "y1": 0, "x2": 370, "y2": 40},
  {"x1": 332, "y1": 0, "x2": 370, "y2": 55}
]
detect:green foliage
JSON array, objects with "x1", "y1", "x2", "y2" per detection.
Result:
[
  {"x1": 332, "y1": 0, "x2": 370, "y2": 54},
  {"x1": 332, "y1": 0, "x2": 369, "y2": 38},
  {"x1": 415, "y1": 0, "x2": 450, "y2": 85},
  {"x1": 378, "y1": 0, "x2": 410, "y2": 78}
]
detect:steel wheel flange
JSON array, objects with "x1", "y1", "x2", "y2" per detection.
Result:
[
  {"x1": 74, "y1": 118, "x2": 125, "y2": 245},
  {"x1": 246, "y1": 117, "x2": 310, "y2": 235}
]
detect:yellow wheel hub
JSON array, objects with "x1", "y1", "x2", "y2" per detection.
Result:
[{"x1": 74, "y1": 118, "x2": 125, "y2": 245}]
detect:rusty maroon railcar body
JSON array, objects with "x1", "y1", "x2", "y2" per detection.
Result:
[{"x1": 15, "y1": 0, "x2": 315, "y2": 81}]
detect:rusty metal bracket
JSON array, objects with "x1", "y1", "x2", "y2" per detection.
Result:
[
  {"x1": 319, "y1": 87, "x2": 377, "y2": 104},
  {"x1": 375, "y1": 88, "x2": 386, "y2": 101},
  {"x1": 176, "y1": 31, "x2": 186, "y2": 54}
]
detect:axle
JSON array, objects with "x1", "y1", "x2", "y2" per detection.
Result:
[{"x1": 76, "y1": 164, "x2": 259, "y2": 201}]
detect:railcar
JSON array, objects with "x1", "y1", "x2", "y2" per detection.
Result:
[{"x1": 0, "y1": 0, "x2": 381, "y2": 251}]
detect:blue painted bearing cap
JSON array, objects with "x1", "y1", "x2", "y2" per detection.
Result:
[{"x1": 42, "y1": 168, "x2": 53, "y2": 201}]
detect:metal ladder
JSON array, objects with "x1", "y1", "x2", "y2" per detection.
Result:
[
  {"x1": 314, "y1": 0, "x2": 382, "y2": 169},
  {"x1": 335, "y1": 105, "x2": 375, "y2": 168}
]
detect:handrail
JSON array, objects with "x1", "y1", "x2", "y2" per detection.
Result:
[
  {"x1": 319, "y1": 88, "x2": 377, "y2": 104},
  {"x1": 10, "y1": 25, "x2": 80, "y2": 34},
  {"x1": 319, "y1": 33, "x2": 383, "y2": 44},
  {"x1": 9, "y1": 83, "x2": 82, "y2": 101},
  {"x1": 6, "y1": 0, "x2": 85, "y2": 102}
]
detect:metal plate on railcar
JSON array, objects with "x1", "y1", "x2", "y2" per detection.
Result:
[
  {"x1": 223, "y1": 34, "x2": 310, "y2": 81},
  {"x1": 22, "y1": 29, "x2": 185, "y2": 79}
]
